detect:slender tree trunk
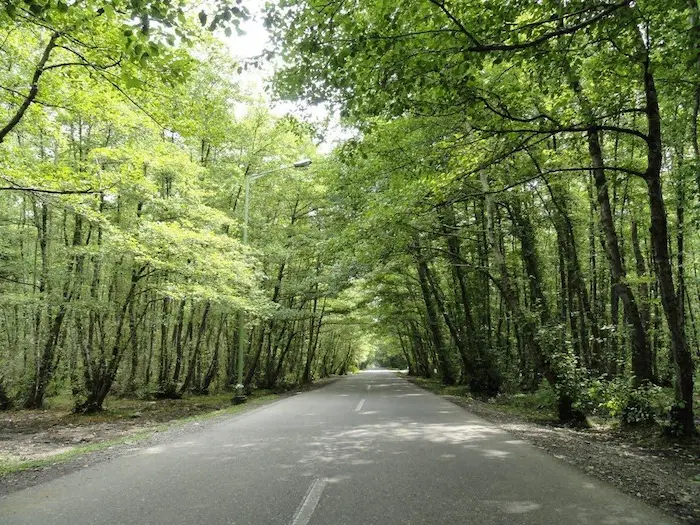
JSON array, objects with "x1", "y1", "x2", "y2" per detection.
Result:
[
  {"x1": 302, "y1": 281, "x2": 320, "y2": 384},
  {"x1": 76, "y1": 267, "x2": 143, "y2": 412},
  {"x1": 631, "y1": 218, "x2": 652, "y2": 343},
  {"x1": 424, "y1": 258, "x2": 470, "y2": 381},
  {"x1": 180, "y1": 302, "x2": 211, "y2": 394},
  {"x1": 0, "y1": 378, "x2": 11, "y2": 410},
  {"x1": 413, "y1": 239, "x2": 455, "y2": 385},
  {"x1": 272, "y1": 323, "x2": 299, "y2": 386},
  {"x1": 564, "y1": 60, "x2": 652, "y2": 384},
  {"x1": 200, "y1": 315, "x2": 226, "y2": 394},
  {"x1": 171, "y1": 299, "x2": 187, "y2": 386},
  {"x1": 25, "y1": 212, "x2": 84, "y2": 408},
  {"x1": 640, "y1": 50, "x2": 695, "y2": 435}
]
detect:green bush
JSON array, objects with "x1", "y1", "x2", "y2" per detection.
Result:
[
  {"x1": 468, "y1": 356, "x2": 502, "y2": 397},
  {"x1": 496, "y1": 382, "x2": 557, "y2": 413},
  {"x1": 539, "y1": 325, "x2": 589, "y2": 419},
  {"x1": 585, "y1": 376, "x2": 674, "y2": 426}
]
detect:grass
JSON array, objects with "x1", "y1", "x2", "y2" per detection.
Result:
[
  {"x1": 407, "y1": 376, "x2": 473, "y2": 398},
  {"x1": 161, "y1": 393, "x2": 279, "y2": 427},
  {"x1": 44, "y1": 391, "x2": 256, "y2": 424},
  {"x1": 406, "y1": 375, "x2": 558, "y2": 423},
  {"x1": 490, "y1": 391, "x2": 559, "y2": 423}
]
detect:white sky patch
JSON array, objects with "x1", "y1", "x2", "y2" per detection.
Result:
[{"x1": 219, "y1": 5, "x2": 355, "y2": 153}]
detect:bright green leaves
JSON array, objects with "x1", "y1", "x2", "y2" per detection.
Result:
[{"x1": 3, "y1": 1, "x2": 249, "y2": 70}]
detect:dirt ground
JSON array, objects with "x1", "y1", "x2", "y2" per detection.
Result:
[
  {"x1": 0, "y1": 395, "x2": 240, "y2": 466},
  {"x1": 0, "y1": 377, "x2": 341, "y2": 473}
]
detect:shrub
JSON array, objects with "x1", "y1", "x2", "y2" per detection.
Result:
[
  {"x1": 585, "y1": 376, "x2": 674, "y2": 427},
  {"x1": 468, "y1": 356, "x2": 502, "y2": 397}
]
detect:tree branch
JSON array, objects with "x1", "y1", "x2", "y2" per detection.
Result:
[
  {"x1": 434, "y1": 1, "x2": 632, "y2": 53},
  {"x1": 0, "y1": 31, "x2": 59, "y2": 143},
  {"x1": 0, "y1": 176, "x2": 101, "y2": 194}
]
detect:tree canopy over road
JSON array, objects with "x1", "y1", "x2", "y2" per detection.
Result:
[
  {"x1": 267, "y1": 0, "x2": 700, "y2": 437},
  {"x1": 0, "y1": 0, "x2": 699, "y2": 442}
]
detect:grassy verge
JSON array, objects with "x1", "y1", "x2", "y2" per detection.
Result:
[
  {"x1": 405, "y1": 375, "x2": 558, "y2": 423},
  {"x1": 42, "y1": 391, "x2": 270, "y2": 425},
  {"x1": 405, "y1": 374, "x2": 700, "y2": 435},
  {"x1": 0, "y1": 431, "x2": 155, "y2": 477},
  {"x1": 406, "y1": 376, "x2": 473, "y2": 398}
]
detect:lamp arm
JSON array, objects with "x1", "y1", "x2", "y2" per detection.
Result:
[{"x1": 247, "y1": 165, "x2": 291, "y2": 181}]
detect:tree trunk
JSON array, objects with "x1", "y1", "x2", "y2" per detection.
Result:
[
  {"x1": 413, "y1": 238, "x2": 456, "y2": 385},
  {"x1": 180, "y1": 302, "x2": 211, "y2": 394},
  {"x1": 76, "y1": 267, "x2": 143, "y2": 413},
  {"x1": 200, "y1": 315, "x2": 225, "y2": 394},
  {"x1": 640, "y1": 48, "x2": 695, "y2": 435}
]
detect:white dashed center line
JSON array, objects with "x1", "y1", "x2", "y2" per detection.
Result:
[
  {"x1": 290, "y1": 478, "x2": 327, "y2": 525},
  {"x1": 355, "y1": 398, "x2": 366, "y2": 412}
]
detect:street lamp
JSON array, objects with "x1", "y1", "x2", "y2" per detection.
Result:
[{"x1": 232, "y1": 158, "x2": 312, "y2": 405}]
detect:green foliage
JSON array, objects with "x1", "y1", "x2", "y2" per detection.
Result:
[
  {"x1": 496, "y1": 384, "x2": 558, "y2": 421},
  {"x1": 584, "y1": 378, "x2": 676, "y2": 427},
  {"x1": 0, "y1": 7, "x2": 368, "y2": 411},
  {"x1": 265, "y1": 0, "x2": 700, "y2": 434},
  {"x1": 371, "y1": 348, "x2": 407, "y2": 370},
  {"x1": 1, "y1": 0, "x2": 699, "y2": 446}
]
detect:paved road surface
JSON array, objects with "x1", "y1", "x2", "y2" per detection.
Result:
[{"x1": 0, "y1": 371, "x2": 677, "y2": 524}]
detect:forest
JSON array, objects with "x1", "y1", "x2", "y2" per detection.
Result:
[
  {"x1": 1, "y1": 0, "x2": 699, "y2": 440},
  {"x1": 0, "y1": 0, "x2": 369, "y2": 418}
]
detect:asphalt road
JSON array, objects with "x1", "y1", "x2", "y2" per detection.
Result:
[{"x1": 0, "y1": 371, "x2": 678, "y2": 525}]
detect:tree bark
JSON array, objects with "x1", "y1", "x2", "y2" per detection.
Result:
[
  {"x1": 413, "y1": 238, "x2": 456, "y2": 385},
  {"x1": 180, "y1": 302, "x2": 211, "y2": 394},
  {"x1": 639, "y1": 44, "x2": 695, "y2": 435}
]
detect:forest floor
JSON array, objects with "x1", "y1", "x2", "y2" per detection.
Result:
[
  {"x1": 407, "y1": 375, "x2": 700, "y2": 524},
  {"x1": 0, "y1": 377, "x2": 340, "y2": 479}
]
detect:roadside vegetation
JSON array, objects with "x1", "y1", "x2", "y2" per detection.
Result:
[
  {"x1": 0, "y1": 391, "x2": 279, "y2": 476},
  {"x1": 270, "y1": 0, "x2": 700, "y2": 439},
  {"x1": 0, "y1": 2, "x2": 370, "y2": 421}
]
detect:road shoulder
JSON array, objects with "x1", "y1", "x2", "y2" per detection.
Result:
[
  {"x1": 404, "y1": 374, "x2": 700, "y2": 524},
  {"x1": 0, "y1": 376, "x2": 341, "y2": 497}
]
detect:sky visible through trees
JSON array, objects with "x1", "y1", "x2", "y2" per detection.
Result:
[{"x1": 0, "y1": 0, "x2": 698, "y2": 441}]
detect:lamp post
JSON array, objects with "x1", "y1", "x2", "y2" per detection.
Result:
[{"x1": 232, "y1": 158, "x2": 312, "y2": 405}]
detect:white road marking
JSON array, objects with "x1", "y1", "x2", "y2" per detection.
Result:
[
  {"x1": 355, "y1": 398, "x2": 366, "y2": 412},
  {"x1": 367, "y1": 385, "x2": 371, "y2": 391},
  {"x1": 290, "y1": 478, "x2": 327, "y2": 525}
]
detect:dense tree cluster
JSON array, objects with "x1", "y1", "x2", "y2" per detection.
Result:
[
  {"x1": 2, "y1": 0, "x2": 699, "y2": 441},
  {"x1": 0, "y1": 1, "x2": 365, "y2": 413},
  {"x1": 269, "y1": 0, "x2": 700, "y2": 436}
]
